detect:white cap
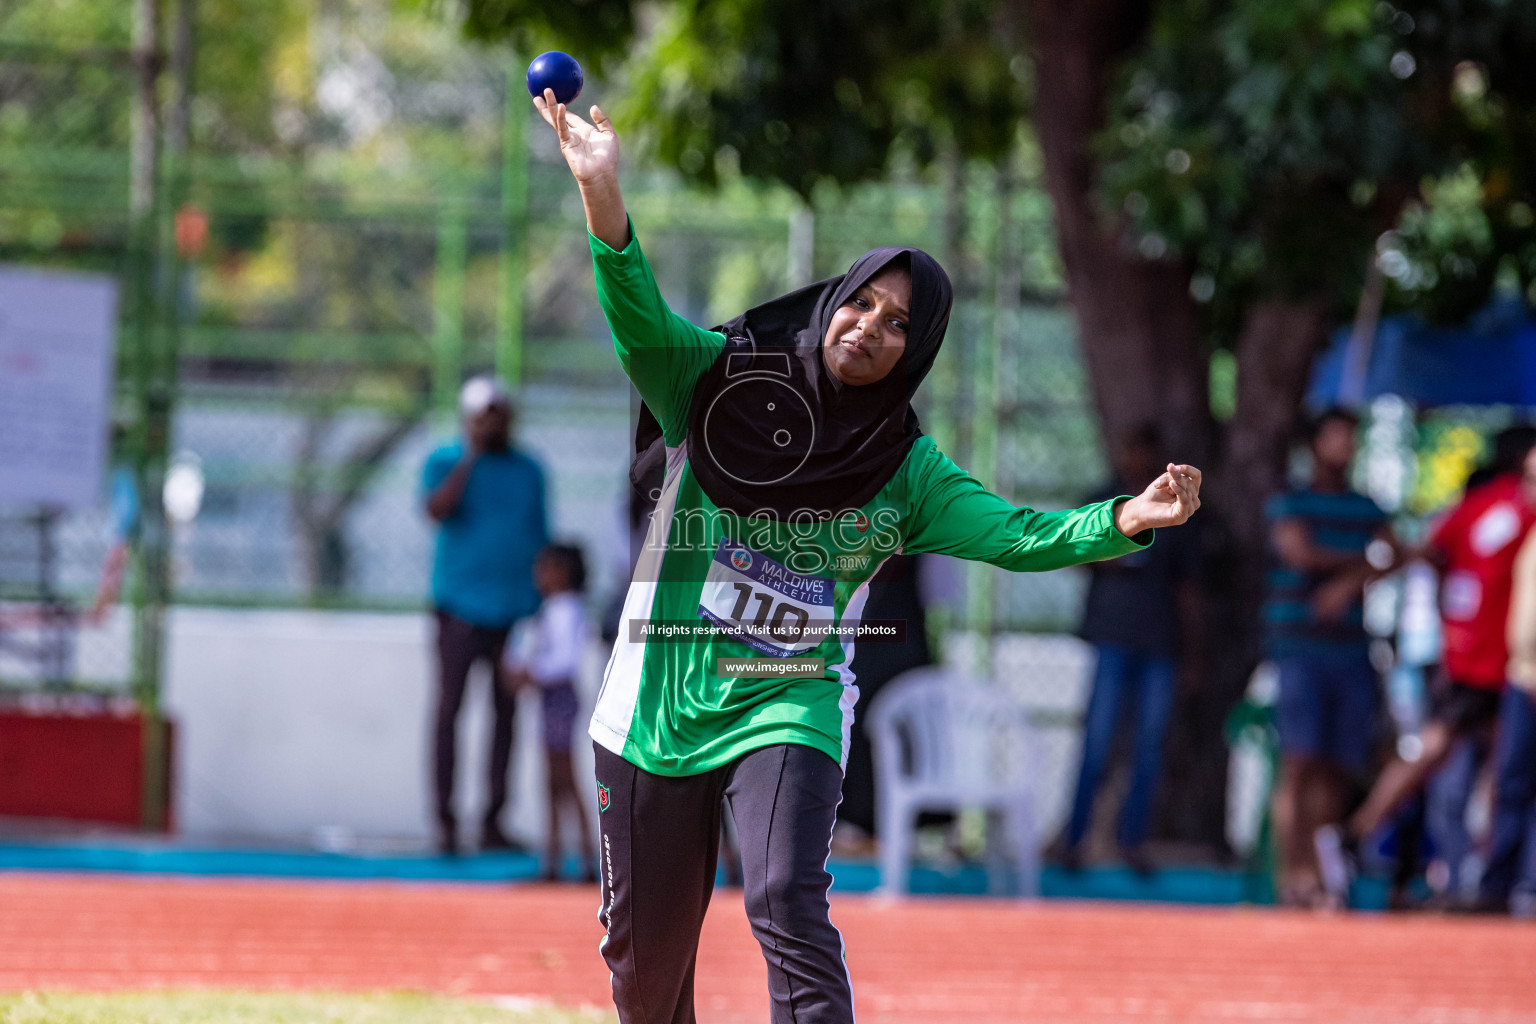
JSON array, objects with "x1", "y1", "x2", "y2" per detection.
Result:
[{"x1": 459, "y1": 375, "x2": 511, "y2": 418}]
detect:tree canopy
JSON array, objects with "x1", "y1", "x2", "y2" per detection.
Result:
[
  {"x1": 1099, "y1": 0, "x2": 1536, "y2": 326},
  {"x1": 457, "y1": 0, "x2": 1026, "y2": 196},
  {"x1": 458, "y1": 0, "x2": 1536, "y2": 330},
  {"x1": 0, "y1": 0, "x2": 303, "y2": 153}
]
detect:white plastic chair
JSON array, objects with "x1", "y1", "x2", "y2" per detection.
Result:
[{"x1": 868, "y1": 666, "x2": 1043, "y2": 898}]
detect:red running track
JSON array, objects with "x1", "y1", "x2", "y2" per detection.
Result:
[{"x1": 2, "y1": 873, "x2": 1535, "y2": 1023}]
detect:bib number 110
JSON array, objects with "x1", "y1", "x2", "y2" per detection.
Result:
[{"x1": 726, "y1": 582, "x2": 810, "y2": 640}]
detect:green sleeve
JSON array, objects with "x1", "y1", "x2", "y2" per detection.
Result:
[
  {"x1": 900, "y1": 438, "x2": 1150, "y2": 570},
  {"x1": 590, "y1": 222, "x2": 726, "y2": 445}
]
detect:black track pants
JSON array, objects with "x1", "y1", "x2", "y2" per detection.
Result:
[{"x1": 593, "y1": 742, "x2": 854, "y2": 1024}]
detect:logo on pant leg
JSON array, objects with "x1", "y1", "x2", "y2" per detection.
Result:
[{"x1": 597, "y1": 782, "x2": 611, "y2": 813}]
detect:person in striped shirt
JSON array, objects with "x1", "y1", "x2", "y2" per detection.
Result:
[{"x1": 1263, "y1": 408, "x2": 1394, "y2": 907}]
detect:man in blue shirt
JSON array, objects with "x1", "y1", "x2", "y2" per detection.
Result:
[{"x1": 422, "y1": 376, "x2": 548, "y2": 855}]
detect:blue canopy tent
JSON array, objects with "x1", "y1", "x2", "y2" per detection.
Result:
[{"x1": 1308, "y1": 300, "x2": 1536, "y2": 409}]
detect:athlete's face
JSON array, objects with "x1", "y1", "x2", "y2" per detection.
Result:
[{"x1": 822, "y1": 265, "x2": 911, "y2": 387}]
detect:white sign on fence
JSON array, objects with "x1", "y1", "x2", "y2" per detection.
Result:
[{"x1": 0, "y1": 265, "x2": 119, "y2": 509}]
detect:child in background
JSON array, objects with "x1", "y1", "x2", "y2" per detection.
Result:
[{"x1": 504, "y1": 543, "x2": 598, "y2": 882}]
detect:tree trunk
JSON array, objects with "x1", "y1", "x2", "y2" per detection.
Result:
[
  {"x1": 1023, "y1": 0, "x2": 1330, "y2": 853},
  {"x1": 1157, "y1": 299, "x2": 1333, "y2": 848},
  {"x1": 1024, "y1": 0, "x2": 1211, "y2": 470},
  {"x1": 1223, "y1": 300, "x2": 1332, "y2": 557},
  {"x1": 1218, "y1": 297, "x2": 1334, "y2": 653}
]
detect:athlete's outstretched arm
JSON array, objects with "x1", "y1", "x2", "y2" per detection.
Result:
[
  {"x1": 900, "y1": 441, "x2": 1181, "y2": 572},
  {"x1": 533, "y1": 87, "x2": 628, "y2": 250}
]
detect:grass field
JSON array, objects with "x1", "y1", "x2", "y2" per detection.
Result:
[{"x1": 0, "y1": 992, "x2": 613, "y2": 1024}]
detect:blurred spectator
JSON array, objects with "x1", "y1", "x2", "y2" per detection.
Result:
[
  {"x1": 90, "y1": 424, "x2": 139, "y2": 624},
  {"x1": 1265, "y1": 408, "x2": 1392, "y2": 907},
  {"x1": 503, "y1": 543, "x2": 597, "y2": 883},
  {"x1": 1463, "y1": 424, "x2": 1536, "y2": 493},
  {"x1": 835, "y1": 552, "x2": 934, "y2": 853},
  {"x1": 1480, "y1": 449, "x2": 1536, "y2": 915},
  {"x1": 1394, "y1": 428, "x2": 1536, "y2": 903},
  {"x1": 421, "y1": 376, "x2": 548, "y2": 856},
  {"x1": 1422, "y1": 734, "x2": 1488, "y2": 901},
  {"x1": 1058, "y1": 424, "x2": 1201, "y2": 874},
  {"x1": 1319, "y1": 431, "x2": 1536, "y2": 905},
  {"x1": 1413, "y1": 430, "x2": 1536, "y2": 900}
]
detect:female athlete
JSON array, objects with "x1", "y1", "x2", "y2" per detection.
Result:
[{"x1": 535, "y1": 88, "x2": 1202, "y2": 1024}]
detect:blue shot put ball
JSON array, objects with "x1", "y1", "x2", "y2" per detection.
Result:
[{"x1": 526, "y1": 51, "x2": 584, "y2": 106}]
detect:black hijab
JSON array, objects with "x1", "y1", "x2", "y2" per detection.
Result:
[{"x1": 630, "y1": 247, "x2": 952, "y2": 519}]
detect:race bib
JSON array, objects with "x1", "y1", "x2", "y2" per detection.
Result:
[{"x1": 698, "y1": 539, "x2": 834, "y2": 657}]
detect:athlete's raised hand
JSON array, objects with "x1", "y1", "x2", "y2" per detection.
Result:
[
  {"x1": 535, "y1": 88, "x2": 619, "y2": 184},
  {"x1": 533, "y1": 87, "x2": 628, "y2": 250},
  {"x1": 1114, "y1": 463, "x2": 1203, "y2": 536}
]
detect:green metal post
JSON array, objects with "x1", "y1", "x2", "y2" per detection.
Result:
[
  {"x1": 127, "y1": 0, "x2": 172, "y2": 830},
  {"x1": 496, "y1": 64, "x2": 528, "y2": 389},
  {"x1": 127, "y1": 0, "x2": 161, "y2": 707},
  {"x1": 432, "y1": 184, "x2": 469, "y2": 416},
  {"x1": 140, "y1": 0, "x2": 197, "y2": 831}
]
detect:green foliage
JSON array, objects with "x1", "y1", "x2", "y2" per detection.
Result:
[
  {"x1": 458, "y1": 0, "x2": 1026, "y2": 196},
  {"x1": 1380, "y1": 3, "x2": 1536, "y2": 320},
  {"x1": 0, "y1": 1, "x2": 134, "y2": 151},
  {"x1": 1099, "y1": 0, "x2": 1428, "y2": 314},
  {"x1": 0, "y1": 0, "x2": 129, "y2": 46},
  {"x1": 195, "y1": 0, "x2": 307, "y2": 152},
  {"x1": 1382, "y1": 163, "x2": 1501, "y2": 321},
  {"x1": 449, "y1": 0, "x2": 637, "y2": 69},
  {"x1": 0, "y1": 0, "x2": 303, "y2": 154},
  {"x1": 619, "y1": 1, "x2": 1024, "y2": 195},
  {"x1": 1101, "y1": 0, "x2": 1536, "y2": 326},
  {"x1": 458, "y1": 0, "x2": 1536, "y2": 333}
]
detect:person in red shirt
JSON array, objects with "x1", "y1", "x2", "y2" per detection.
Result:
[{"x1": 1317, "y1": 436, "x2": 1536, "y2": 903}]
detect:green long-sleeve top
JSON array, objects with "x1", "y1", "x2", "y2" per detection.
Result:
[{"x1": 588, "y1": 224, "x2": 1149, "y2": 776}]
